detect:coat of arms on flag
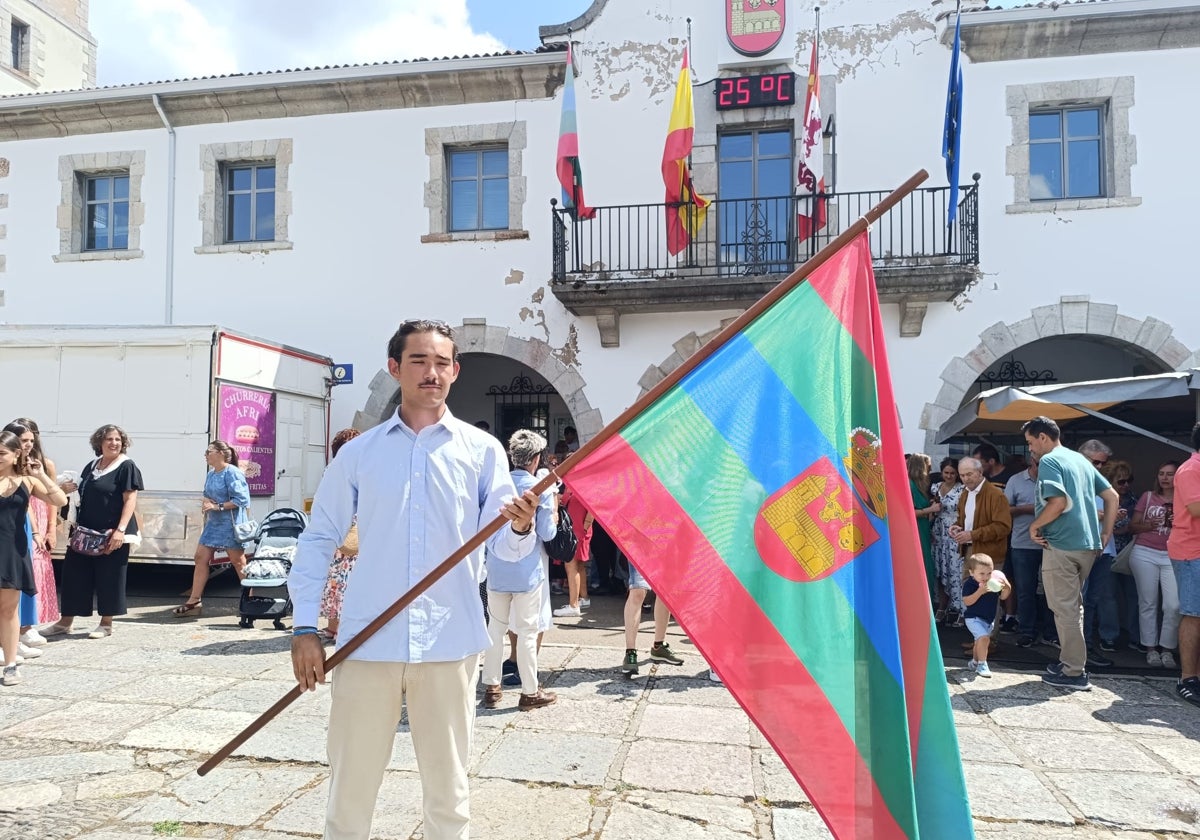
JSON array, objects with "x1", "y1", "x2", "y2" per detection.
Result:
[{"x1": 726, "y1": 0, "x2": 786, "y2": 56}]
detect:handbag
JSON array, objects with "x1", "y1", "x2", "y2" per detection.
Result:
[
  {"x1": 1112, "y1": 540, "x2": 1135, "y2": 575},
  {"x1": 231, "y1": 510, "x2": 259, "y2": 543},
  {"x1": 68, "y1": 524, "x2": 111, "y2": 556}
]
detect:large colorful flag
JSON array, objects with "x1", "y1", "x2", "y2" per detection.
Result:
[
  {"x1": 662, "y1": 46, "x2": 710, "y2": 256},
  {"x1": 942, "y1": 4, "x2": 964, "y2": 227},
  {"x1": 556, "y1": 43, "x2": 595, "y2": 220},
  {"x1": 565, "y1": 233, "x2": 974, "y2": 839},
  {"x1": 797, "y1": 35, "x2": 827, "y2": 240}
]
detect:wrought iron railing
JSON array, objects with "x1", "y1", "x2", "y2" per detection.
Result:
[{"x1": 551, "y1": 175, "x2": 980, "y2": 283}]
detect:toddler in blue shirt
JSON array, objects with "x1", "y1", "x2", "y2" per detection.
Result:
[{"x1": 962, "y1": 552, "x2": 1011, "y2": 678}]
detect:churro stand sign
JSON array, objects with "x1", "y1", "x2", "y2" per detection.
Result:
[{"x1": 217, "y1": 384, "x2": 276, "y2": 496}]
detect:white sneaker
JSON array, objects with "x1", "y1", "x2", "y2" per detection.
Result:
[
  {"x1": 17, "y1": 643, "x2": 41, "y2": 660},
  {"x1": 975, "y1": 662, "x2": 993, "y2": 678},
  {"x1": 579, "y1": 598, "x2": 591, "y2": 608},
  {"x1": 1160, "y1": 650, "x2": 1177, "y2": 669},
  {"x1": 553, "y1": 605, "x2": 581, "y2": 618},
  {"x1": 20, "y1": 629, "x2": 46, "y2": 647},
  {"x1": 1, "y1": 665, "x2": 20, "y2": 686},
  {"x1": 1147, "y1": 649, "x2": 1163, "y2": 667},
  {"x1": 708, "y1": 668, "x2": 722, "y2": 683}
]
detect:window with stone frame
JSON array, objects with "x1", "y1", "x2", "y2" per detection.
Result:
[
  {"x1": 447, "y1": 146, "x2": 509, "y2": 232},
  {"x1": 10, "y1": 18, "x2": 29, "y2": 72},
  {"x1": 54, "y1": 151, "x2": 146, "y2": 263},
  {"x1": 421, "y1": 122, "x2": 527, "y2": 243},
  {"x1": 1006, "y1": 77, "x2": 1139, "y2": 213},
  {"x1": 196, "y1": 140, "x2": 292, "y2": 254}
]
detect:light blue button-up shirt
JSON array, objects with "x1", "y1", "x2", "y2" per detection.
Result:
[
  {"x1": 288, "y1": 409, "x2": 535, "y2": 663},
  {"x1": 485, "y1": 468, "x2": 557, "y2": 593}
]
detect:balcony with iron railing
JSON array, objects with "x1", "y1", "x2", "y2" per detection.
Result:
[{"x1": 550, "y1": 176, "x2": 981, "y2": 345}]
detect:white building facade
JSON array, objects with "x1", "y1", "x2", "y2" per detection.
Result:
[
  {"x1": 0, "y1": 0, "x2": 95, "y2": 95},
  {"x1": 0, "y1": 0, "x2": 1196, "y2": 455}
]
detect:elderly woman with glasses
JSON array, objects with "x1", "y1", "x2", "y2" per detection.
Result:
[{"x1": 173, "y1": 440, "x2": 251, "y2": 616}]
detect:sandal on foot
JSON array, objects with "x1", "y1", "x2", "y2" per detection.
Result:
[
  {"x1": 41, "y1": 623, "x2": 73, "y2": 637},
  {"x1": 86, "y1": 625, "x2": 113, "y2": 639},
  {"x1": 172, "y1": 601, "x2": 202, "y2": 616}
]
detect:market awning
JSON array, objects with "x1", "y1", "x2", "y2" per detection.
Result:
[{"x1": 936, "y1": 370, "x2": 1199, "y2": 448}]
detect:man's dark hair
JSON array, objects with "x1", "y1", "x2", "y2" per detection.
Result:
[
  {"x1": 564, "y1": 425, "x2": 577, "y2": 437},
  {"x1": 1192, "y1": 421, "x2": 1200, "y2": 452},
  {"x1": 387, "y1": 319, "x2": 457, "y2": 363},
  {"x1": 971, "y1": 443, "x2": 1001, "y2": 464},
  {"x1": 1021, "y1": 415, "x2": 1061, "y2": 441}
]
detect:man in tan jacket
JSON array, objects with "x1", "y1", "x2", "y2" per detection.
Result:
[{"x1": 953, "y1": 457, "x2": 1013, "y2": 567}]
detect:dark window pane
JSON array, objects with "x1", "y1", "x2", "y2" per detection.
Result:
[
  {"x1": 449, "y1": 152, "x2": 477, "y2": 179},
  {"x1": 256, "y1": 166, "x2": 276, "y2": 190},
  {"x1": 255, "y1": 192, "x2": 275, "y2": 241},
  {"x1": 1029, "y1": 112, "x2": 1061, "y2": 141},
  {"x1": 113, "y1": 176, "x2": 129, "y2": 200},
  {"x1": 757, "y1": 158, "x2": 792, "y2": 195},
  {"x1": 112, "y1": 201, "x2": 129, "y2": 249},
  {"x1": 227, "y1": 193, "x2": 252, "y2": 241},
  {"x1": 482, "y1": 150, "x2": 507, "y2": 177},
  {"x1": 86, "y1": 204, "x2": 107, "y2": 250},
  {"x1": 1066, "y1": 108, "x2": 1100, "y2": 138},
  {"x1": 1029, "y1": 143, "x2": 1062, "y2": 200},
  {"x1": 757, "y1": 130, "x2": 791, "y2": 158},
  {"x1": 450, "y1": 180, "x2": 478, "y2": 231},
  {"x1": 481, "y1": 178, "x2": 508, "y2": 229},
  {"x1": 718, "y1": 160, "x2": 754, "y2": 199},
  {"x1": 87, "y1": 177, "x2": 109, "y2": 202},
  {"x1": 1067, "y1": 139, "x2": 1101, "y2": 197},
  {"x1": 229, "y1": 167, "x2": 253, "y2": 191},
  {"x1": 718, "y1": 134, "x2": 753, "y2": 161}
]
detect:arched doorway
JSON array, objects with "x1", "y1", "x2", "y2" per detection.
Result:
[
  {"x1": 922, "y1": 296, "x2": 1196, "y2": 454},
  {"x1": 353, "y1": 322, "x2": 603, "y2": 444}
]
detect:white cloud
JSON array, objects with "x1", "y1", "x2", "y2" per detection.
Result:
[{"x1": 93, "y1": 0, "x2": 503, "y2": 86}]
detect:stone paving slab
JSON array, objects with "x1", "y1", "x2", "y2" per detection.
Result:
[
  {"x1": 475, "y1": 729, "x2": 621, "y2": 786},
  {"x1": 1093, "y1": 701, "x2": 1200, "y2": 740},
  {"x1": 961, "y1": 762, "x2": 1075, "y2": 823},
  {"x1": 1046, "y1": 770, "x2": 1200, "y2": 835},
  {"x1": 0, "y1": 693, "x2": 67, "y2": 727},
  {"x1": 758, "y1": 749, "x2": 810, "y2": 806},
  {"x1": 603, "y1": 796, "x2": 756, "y2": 840},
  {"x1": 508, "y1": 694, "x2": 638, "y2": 736},
  {"x1": 646, "y1": 676, "x2": 742, "y2": 709},
  {"x1": 75, "y1": 769, "x2": 166, "y2": 800},
  {"x1": 1001, "y1": 728, "x2": 1168, "y2": 772},
  {"x1": 4, "y1": 700, "x2": 169, "y2": 744},
  {"x1": 1138, "y1": 734, "x2": 1200, "y2": 778},
  {"x1": 471, "y1": 778, "x2": 597, "y2": 839},
  {"x1": 96, "y1": 672, "x2": 240, "y2": 707},
  {"x1": 636, "y1": 701, "x2": 751, "y2": 746},
  {"x1": 771, "y1": 806, "x2": 835, "y2": 839},
  {"x1": 969, "y1": 694, "x2": 1113, "y2": 733},
  {"x1": 119, "y1": 707, "x2": 259, "y2": 753},
  {"x1": 264, "y1": 772, "x2": 422, "y2": 838},
  {"x1": 622, "y1": 739, "x2": 755, "y2": 798},
  {"x1": 125, "y1": 764, "x2": 321, "y2": 827},
  {"x1": 0, "y1": 749, "x2": 135, "y2": 783},
  {"x1": 1, "y1": 665, "x2": 141, "y2": 699},
  {"x1": 546, "y1": 667, "x2": 645, "y2": 703},
  {"x1": 956, "y1": 725, "x2": 1024, "y2": 764}
]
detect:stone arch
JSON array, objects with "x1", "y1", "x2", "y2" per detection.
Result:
[
  {"x1": 635, "y1": 317, "x2": 739, "y2": 399},
  {"x1": 354, "y1": 319, "x2": 603, "y2": 442},
  {"x1": 920, "y1": 296, "x2": 1199, "y2": 453}
]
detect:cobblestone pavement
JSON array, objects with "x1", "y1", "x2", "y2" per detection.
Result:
[{"x1": 0, "y1": 587, "x2": 1197, "y2": 839}]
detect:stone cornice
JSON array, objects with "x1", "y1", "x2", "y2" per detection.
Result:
[
  {"x1": 940, "y1": 0, "x2": 1200, "y2": 60},
  {"x1": 0, "y1": 53, "x2": 566, "y2": 140}
]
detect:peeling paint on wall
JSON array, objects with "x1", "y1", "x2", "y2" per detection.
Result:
[
  {"x1": 800, "y1": 12, "x2": 936, "y2": 82},
  {"x1": 582, "y1": 38, "x2": 681, "y2": 103},
  {"x1": 531, "y1": 287, "x2": 544, "y2": 303},
  {"x1": 504, "y1": 268, "x2": 524, "y2": 285},
  {"x1": 554, "y1": 323, "x2": 581, "y2": 368}
]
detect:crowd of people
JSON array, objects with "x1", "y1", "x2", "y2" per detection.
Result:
[{"x1": 907, "y1": 418, "x2": 1200, "y2": 702}]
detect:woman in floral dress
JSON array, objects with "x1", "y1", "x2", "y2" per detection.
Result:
[{"x1": 931, "y1": 456, "x2": 966, "y2": 624}]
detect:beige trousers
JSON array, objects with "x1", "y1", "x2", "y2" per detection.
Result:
[
  {"x1": 1042, "y1": 546, "x2": 1097, "y2": 677},
  {"x1": 325, "y1": 656, "x2": 479, "y2": 840}
]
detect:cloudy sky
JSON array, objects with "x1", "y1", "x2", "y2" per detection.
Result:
[{"x1": 91, "y1": 0, "x2": 594, "y2": 86}]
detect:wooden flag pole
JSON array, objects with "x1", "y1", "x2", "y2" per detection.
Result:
[{"x1": 196, "y1": 167, "x2": 929, "y2": 777}]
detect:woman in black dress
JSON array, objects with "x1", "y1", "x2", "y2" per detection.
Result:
[
  {"x1": 0, "y1": 431, "x2": 68, "y2": 686},
  {"x1": 43, "y1": 425, "x2": 143, "y2": 640}
]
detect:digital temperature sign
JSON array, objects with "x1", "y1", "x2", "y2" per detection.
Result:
[{"x1": 715, "y1": 72, "x2": 796, "y2": 110}]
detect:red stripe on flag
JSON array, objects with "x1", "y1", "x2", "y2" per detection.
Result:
[
  {"x1": 568, "y1": 435, "x2": 911, "y2": 840},
  {"x1": 805, "y1": 235, "x2": 875, "y2": 361}
]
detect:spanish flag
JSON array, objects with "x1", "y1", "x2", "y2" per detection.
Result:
[{"x1": 662, "y1": 47, "x2": 710, "y2": 256}]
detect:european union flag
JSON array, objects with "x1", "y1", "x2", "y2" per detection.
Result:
[{"x1": 942, "y1": 5, "x2": 963, "y2": 227}]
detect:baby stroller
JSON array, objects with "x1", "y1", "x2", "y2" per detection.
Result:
[{"x1": 238, "y1": 507, "x2": 309, "y2": 630}]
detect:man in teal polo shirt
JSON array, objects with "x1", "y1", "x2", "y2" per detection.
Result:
[{"x1": 1023, "y1": 416, "x2": 1118, "y2": 691}]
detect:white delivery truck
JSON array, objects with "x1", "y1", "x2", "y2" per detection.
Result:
[{"x1": 0, "y1": 325, "x2": 333, "y2": 564}]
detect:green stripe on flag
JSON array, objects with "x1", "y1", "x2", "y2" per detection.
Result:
[{"x1": 623, "y1": 389, "x2": 917, "y2": 829}]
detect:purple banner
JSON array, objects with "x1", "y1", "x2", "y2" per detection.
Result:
[{"x1": 217, "y1": 384, "x2": 276, "y2": 496}]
